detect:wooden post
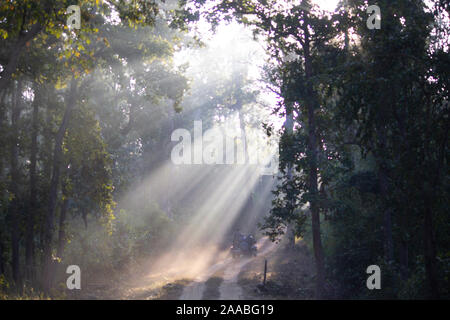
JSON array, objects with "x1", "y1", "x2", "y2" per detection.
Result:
[{"x1": 263, "y1": 259, "x2": 267, "y2": 286}]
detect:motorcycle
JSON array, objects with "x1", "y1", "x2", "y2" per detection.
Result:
[{"x1": 231, "y1": 235, "x2": 257, "y2": 258}]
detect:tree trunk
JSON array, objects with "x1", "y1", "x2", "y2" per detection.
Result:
[
  {"x1": 377, "y1": 131, "x2": 394, "y2": 263},
  {"x1": 307, "y1": 104, "x2": 325, "y2": 299},
  {"x1": 9, "y1": 79, "x2": 23, "y2": 288},
  {"x1": 421, "y1": 96, "x2": 442, "y2": 299},
  {"x1": 0, "y1": 87, "x2": 7, "y2": 277},
  {"x1": 424, "y1": 200, "x2": 439, "y2": 299},
  {"x1": 38, "y1": 88, "x2": 55, "y2": 264},
  {"x1": 303, "y1": 23, "x2": 326, "y2": 299},
  {"x1": 342, "y1": 0, "x2": 351, "y2": 53},
  {"x1": 26, "y1": 83, "x2": 42, "y2": 282},
  {"x1": 284, "y1": 102, "x2": 296, "y2": 249},
  {"x1": 42, "y1": 79, "x2": 78, "y2": 293},
  {"x1": 238, "y1": 109, "x2": 250, "y2": 164},
  {"x1": 0, "y1": 236, "x2": 4, "y2": 275},
  {"x1": 56, "y1": 184, "x2": 69, "y2": 259}
]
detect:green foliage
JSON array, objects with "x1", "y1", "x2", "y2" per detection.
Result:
[
  {"x1": 0, "y1": 0, "x2": 448, "y2": 300},
  {"x1": 0, "y1": 0, "x2": 196, "y2": 295},
  {"x1": 60, "y1": 200, "x2": 175, "y2": 281},
  {"x1": 211, "y1": 0, "x2": 449, "y2": 299}
]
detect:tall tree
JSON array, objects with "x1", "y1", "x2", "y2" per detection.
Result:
[
  {"x1": 9, "y1": 79, "x2": 23, "y2": 287},
  {"x1": 205, "y1": 0, "x2": 338, "y2": 298},
  {"x1": 333, "y1": 0, "x2": 448, "y2": 298}
]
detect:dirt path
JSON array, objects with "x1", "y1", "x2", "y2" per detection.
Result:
[
  {"x1": 179, "y1": 237, "x2": 277, "y2": 300},
  {"x1": 179, "y1": 257, "x2": 231, "y2": 300},
  {"x1": 77, "y1": 236, "x2": 315, "y2": 300},
  {"x1": 78, "y1": 237, "x2": 279, "y2": 300},
  {"x1": 218, "y1": 257, "x2": 248, "y2": 299},
  {"x1": 218, "y1": 238, "x2": 277, "y2": 300}
]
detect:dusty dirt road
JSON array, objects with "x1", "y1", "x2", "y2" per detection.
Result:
[
  {"x1": 179, "y1": 237, "x2": 277, "y2": 300},
  {"x1": 79, "y1": 237, "x2": 278, "y2": 300}
]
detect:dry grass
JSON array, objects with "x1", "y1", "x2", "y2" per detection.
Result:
[{"x1": 237, "y1": 241, "x2": 315, "y2": 299}]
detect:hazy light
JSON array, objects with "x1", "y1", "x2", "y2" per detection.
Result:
[{"x1": 113, "y1": 9, "x2": 282, "y2": 295}]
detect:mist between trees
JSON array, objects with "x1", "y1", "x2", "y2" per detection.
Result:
[{"x1": 0, "y1": 0, "x2": 448, "y2": 300}]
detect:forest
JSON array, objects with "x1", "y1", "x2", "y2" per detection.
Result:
[{"x1": 0, "y1": 0, "x2": 448, "y2": 300}]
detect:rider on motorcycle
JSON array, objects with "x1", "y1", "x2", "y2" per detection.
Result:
[
  {"x1": 247, "y1": 234, "x2": 256, "y2": 247},
  {"x1": 231, "y1": 231, "x2": 257, "y2": 257}
]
